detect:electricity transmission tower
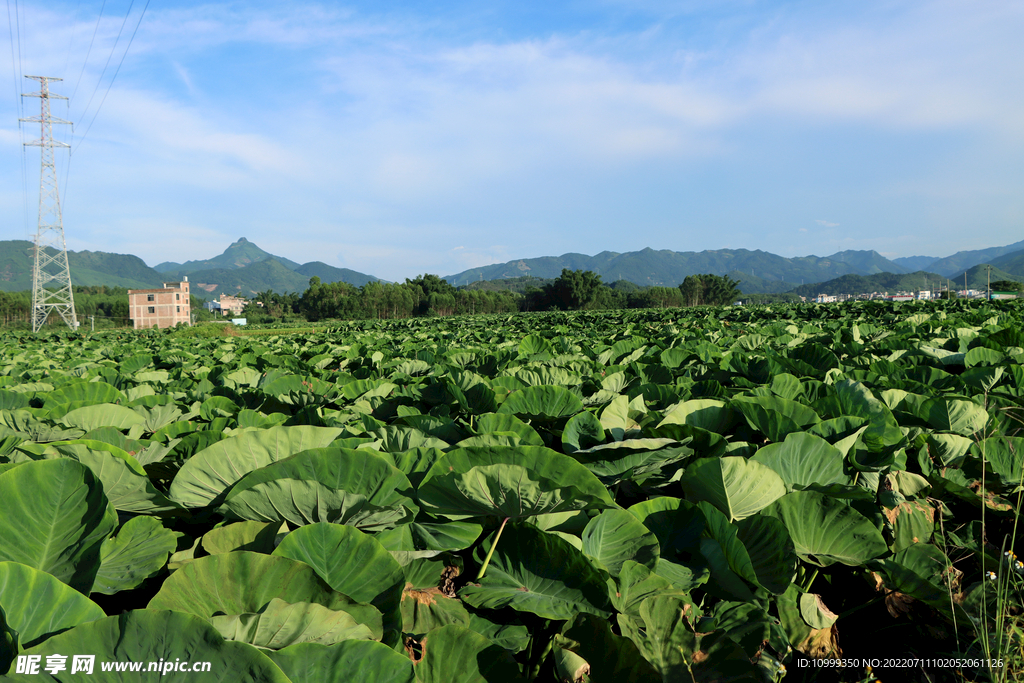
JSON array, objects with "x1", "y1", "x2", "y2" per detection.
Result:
[{"x1": 22, "y1": 75, "x2": 78, "y2": 332}]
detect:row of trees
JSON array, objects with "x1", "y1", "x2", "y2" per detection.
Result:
[
  {"x1": 297, "y1": 275, "x2": 521, "y2": 322},
  {"x1": 1, "y1": 271, "x2": 744, "y2": 328},
  {"x1": 0, "y1": 286, "x2": 211, "y2": 329},
  {"x1": 1, "y1": 286, "x2": 135, "y2": 328},
  {"x1": 269, "y1": 270, "x2": 743, "y2": 323},
  {"x1": 519, "y1": 269, "x2": 741, "y2": 311},
  {"x1": 678, "y1": 273, "x2": 743, "y2": 307}
]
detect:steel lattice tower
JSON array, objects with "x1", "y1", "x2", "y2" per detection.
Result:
[{"x1": 22, "y1": 75, "x2": 78, "y2": 332}]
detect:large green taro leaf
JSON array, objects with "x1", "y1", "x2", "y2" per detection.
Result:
[
  {"x1": 698, "y1": 503, "x2": 796, "y2": 595},
  {"x1": 561, "y1": 411, "x2": 605, "y2": 453},
  {"x1": 202, "y1": 521, "x2": 281, "y2": 555},
  {"x1": 261, "y1": 375, "x2": 342, "y2": 407},
  {"x1": 2, "y1": 410, "x2": 86, "y2": 443},
  {"x1": 611, "y1": 561, "x2": 691, "y2": 620},
  {"x1": 0, "y1": 459, "x2": 117, "y2": 593},
  {"x1": 711, "y1": 601, "x2": 775, "y2": 660},
  {"x1": 497, "y1": 385, "x2": 583, "y2": 419},
  {"x1": 417, "y1": 446, "x2": 614, "y2": 521},
  {"x1": 93, "y1": 516, "x2": 178, "y2": 595},
  {"x1": 574, "y1": 440, "x2": 690, "y2": 488},
  {"x1": 415, "y1": 624, "x2": 523, "y2": 683},
  {"x1": 209, "y1": 598, "x2": 375, "y2": 649},
  {"x1": 459, "y1": 523, "x2": 613, "y2": 620},
  {"x1": 268, "y1": 641, "x2": 416, "y2": 683},
  {"x1": 779, "y1": 343, "x2": 840, "y2": 379},
  {"x1": 221, "y1": 448, "x2": 418, "y2": 531},
  {"x1": 581, "y1": 508, "x2": 660, "y2": 577},
  {"x1": 658, "y1": 399, "x2": 734, "y2": 434},
  {"x1": 12, "y1": 610, "x2": 290, "y2": 683},
  {"x1": 964, "y1": 347, "x2": 1006, "y2": 368},
  {"x1": 473, "y1": 413, "x2": 544, "y2": 445},
  {"x1": 465, "y1": 607, "x2": 530, "y2": 654},
  {"x1": 148, "y1": 552, "x2": 383, "y2": 639},
  {"x1": 556, "y1": 613, "x2": 661, "y2": 683},
  {"x1": 679, "y1": 456, "x2": 786, "y2": 522},
  {"x1": 518, "y1": 334, "x2": 554, "y2": 358},
  {"x1": 49, "y1": 441, "x2": 179, "y2": 513},
  {"x1": 971, "y1": 436, "x2": 1024, "y2": 489},
  {"x1": 0, "y1": 390, "x2": 28, "y2": 412},
  {"x1": 762, "y1": 491, "x2": 888, "y2": 567},
  {"x1": 0, "y1": 562, "x2": 105, "y2": 649},
  {"x1": 400, "y1": 592, "x2": 471, "y2": 638},
  {"x1": 919, "y1": 398, "x2": 990, "y2": 437},
  {"x1": 698, "y1": 537, "x2": 754, "y2": 601},
  {"x1": 876, "y1": 543, "x2": 958, "y2": 616},
  {"x1": 42, "y1": 381, "x2": 126, "y2": 409},
  {"x1": 627, "y1": 497, "x2": 704, "y2": 562},
  {"x1": 619, "y1": 595, "x2": 759, "y2": 682},
  {"x1": 375, "y1": 520, "x2": 483, "y2": 552},
  {"x1": 729, "y1": 396, "x2": 820, "y2": 442},
  {"x1": 751, "y1": 432, "x2": 850, "y2": 491},
  {"x1": 925, "y1": 433, "x2": 973, "y2": 466},
  {"x1": 274, "y1": 523, "x2": 405, "y2": 637},
  {"x1": 59, "y1": 404, "x2": 147, "y2": 432},
  {"x1": 169, "y1": 425, "x2": 343, "y2": 508}
]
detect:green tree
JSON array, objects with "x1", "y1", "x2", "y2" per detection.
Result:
[
  {"x1": 550, "y1": 269, "x2": 603, "y2": 309},
  {"x1": 678, "y1": 274, "x2": 742, "y2": 307},
  {"x1": 991, "y1": 280, "x2": 1022, "y2": 293}
]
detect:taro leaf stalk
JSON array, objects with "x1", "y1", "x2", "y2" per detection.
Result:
[{"x1": 476, "y1": 516, "x2": 510, "y2": 580}]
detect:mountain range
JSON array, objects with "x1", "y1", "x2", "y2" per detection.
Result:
[
  {"x1": 0, "y1": 238, "x2": 380, "y2": 298},
  {"x1": 442, "y1": 243, "x2": 1024, "y2": 294},
  {"x1": 892, "y1": 239, "x2": 1024, "y2": 277},
  {"x1": 441, "y1": 247, "x2": 918, "y2": 291},
  {"x1": 1, "y1": 236, "x2": 1021, "y2": 299}
]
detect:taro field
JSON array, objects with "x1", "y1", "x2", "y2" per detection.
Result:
[{"x1": 1, "y1": 300, "x2": 1023, "y2": 683}]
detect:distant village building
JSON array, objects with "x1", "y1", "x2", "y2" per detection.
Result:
[
  {"x1": 205, "y1": 295, "x2": 248, "y2": 316},
  {"x1": 128, "y1": 279, "x2": 191, "y2": 329}
]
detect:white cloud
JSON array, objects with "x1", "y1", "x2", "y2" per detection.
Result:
[{"x1": 3, "y1": 1, "x2": 1023, "y2": 279}]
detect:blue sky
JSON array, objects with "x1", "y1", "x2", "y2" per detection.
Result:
[{"x1": 2, "y1": 0, "x2": 1022, "y2": 281}]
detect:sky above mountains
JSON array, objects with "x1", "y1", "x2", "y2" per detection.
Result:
[{"x1": 2, "y1": 0, "x2": 1022, "y2": 282}]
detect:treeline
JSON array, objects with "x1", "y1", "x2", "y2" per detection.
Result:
[
  {"x1": 1, "y1": 286, "x2": 206, "y2": 328},
  {"x1": 1, "y1": 286, "x2": 133, "y2": 327},
  {"x1": 276, "y1": 270, "x2": 744, "y2": 323},
  {"x1": 1, "y1": 271, "x2": 746, "y2": 328},
  {"x1": 297, "y1": 275, "x2": 520, "y2": 322},
  {"x1": 520, "y1": 270, "x2": 741, "y2": 311}
]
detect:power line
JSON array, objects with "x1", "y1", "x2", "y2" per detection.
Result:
[
  {"x1": 61, "y1": 0, "x2": 84, "y2": 76},
  {"x1": 6, "y1": 0, "x2": 30, "y2": 235},
  {"x1": 75, "y1": 0, "x2": 132, "y2": 124},
  {"x1": 76, "y1": 0, "x2": 150, "y2": 148},
  {"x1": 65, "y1": 0, "x2": 150, "y2": 210},
  {"x1": 74, "y1": 0, "x2": 139, "y2": 146},
  {"x1": 70, "y1": 0, "x2": 106, "y2": 103}
]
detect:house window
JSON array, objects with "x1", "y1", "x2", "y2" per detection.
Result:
[
  {"x1": 148, "y1": 306, "x2": 155, "y2": 314},
  {"x1": 176, "y1": 306, "x2": 181, "y2": 312},
  {"x1": 147, "y1": 294, "x2": 155, "y2": 302},
  {"x1": 176, "y1": 293, "x2": 180, "y2": 301}
]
